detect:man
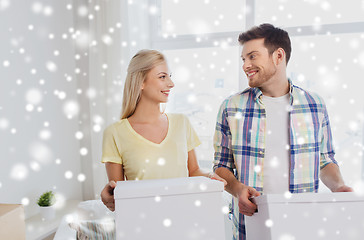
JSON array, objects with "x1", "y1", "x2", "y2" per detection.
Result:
[{"x1": 213, "y1": 23, "x2": 353, "y2": 240}]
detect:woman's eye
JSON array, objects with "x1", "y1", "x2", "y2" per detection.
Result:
[{"x1": 160, "y1": 75, "x2": 166, "y2": 79}]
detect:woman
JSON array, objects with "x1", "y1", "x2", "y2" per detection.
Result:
[{"x1": 101, "y1": 49, "x2": 226, "y2": 211}]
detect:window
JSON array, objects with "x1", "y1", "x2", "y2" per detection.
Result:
[
  {"x1": 255, "y1": 0, "x2": 364, "y2": 27},
  {"x1": 120, "y1": 0, "x2": 364, "y2": 185},
  {"x1": 144, "y1": 1, "x2": 364, "y2": 181},
  {"x1": 163, "y1": 46, "x2": 241, "y2": 166},
  {"x1": 288, "y1": 33, "x2": 364, "y2": 189},
  {"x1": 148, "y1": 0, "x2": 251, "y2": 166},
  {"x1": 160, "y1": 0, "x2": 246, "y2": 36}
]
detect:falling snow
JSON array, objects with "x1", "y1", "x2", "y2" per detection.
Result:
[
  {"x1": 1, "y1": 2, "x2": 364, "y2": 239},
  {"x1": 265, "y1": 219, "x2": 274, "y2": 228}
]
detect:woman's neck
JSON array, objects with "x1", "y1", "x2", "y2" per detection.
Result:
[{"x1": 129, "y1": 99, "x2": 163, "y2": 123}]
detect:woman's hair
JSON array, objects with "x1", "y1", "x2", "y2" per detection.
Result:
[{"x1": 120, "y1": 49, "x2": 166, "y2": 119}]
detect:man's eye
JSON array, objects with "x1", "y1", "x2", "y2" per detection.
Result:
[{"x1": 250, "y1": 55, "x2": 255, "y2": 59}]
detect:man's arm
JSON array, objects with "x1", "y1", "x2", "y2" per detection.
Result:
[
  {"x1": 318, "y1": 97, "x2": 352, "y2": 192},
  {"x1": 320, "y1": 163, "x2": 353, "y2": 192},
  {"x1": 213, "y1": 99, "x2": 260, "y2": 216},
  {"x1": 215, "y1": 167, "x2": 260, "y2": 216}
]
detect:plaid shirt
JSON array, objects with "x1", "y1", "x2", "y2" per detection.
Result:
[{"x1": 213, "y1": 81, "x2": 337, "y2": 240}]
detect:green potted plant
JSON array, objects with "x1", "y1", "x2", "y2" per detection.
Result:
[{"x1": 37, "y1": 191, "x2": 56, "y2": 220}]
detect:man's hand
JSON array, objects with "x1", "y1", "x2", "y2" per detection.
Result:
[
  {"x1": 320, "y1": 163, "x2": 353, "y2": 193},
  {"x1": 237, "y1": 185, "x2": 261, "y2": 216},
  {"x1": 215, "y1": 167, "x2": 261, "y2": 216},
  {"x1": 101, "y1": 180, "x2": 117, "y2": 211}
]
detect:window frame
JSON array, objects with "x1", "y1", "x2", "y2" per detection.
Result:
[{"x1": 146, "y1": 0, "x2": 364, "y2": 178}]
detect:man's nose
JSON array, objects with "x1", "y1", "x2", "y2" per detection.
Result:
[{"x1": 243, "y1": 60, "x2": 251, "y2": 72}]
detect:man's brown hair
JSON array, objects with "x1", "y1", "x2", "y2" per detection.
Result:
[{"x1": 238, "y1": 23, "x2": 291, "y2": 64}]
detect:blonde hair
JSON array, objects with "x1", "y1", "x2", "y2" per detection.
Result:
[{"x1": 121, "y1": 49, "x2": 166, "y2": 119}]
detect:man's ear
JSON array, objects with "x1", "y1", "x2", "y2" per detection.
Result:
[{"x1": 274, "y1": 48, "x2": 286, "y2": 65}]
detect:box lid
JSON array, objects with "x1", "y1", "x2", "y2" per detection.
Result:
[
  {"x1": 254, "y1": 192, "x2": 364, "y2": 205},
  {"x1": 114, "y1": 176, "x2": 224, "y2": 199},
  {"x1": 0, "y1": 204, "x2": 22, "y2": 216}
]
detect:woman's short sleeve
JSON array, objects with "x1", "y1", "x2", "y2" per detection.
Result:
[
  {"x1": 101, "y1": 124, "x2": 123, "y2": 164},
  {"x1": 184, "y1": 115, "x2": 201, "y2": 152}
]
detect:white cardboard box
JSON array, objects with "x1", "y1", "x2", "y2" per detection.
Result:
[
  {"x1": 245, "y1": 192, "x2": 364, "y2": 240},
  {"x1": 114, "y1": 177, "x2": 225, "y2": 240},
  {"x1": 0, "y1": 204, "x2": 25, "y2": 240}
]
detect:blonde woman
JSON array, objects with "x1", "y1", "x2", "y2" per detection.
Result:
[{"x1": 101, "y1": 49, "x2": 226, "y2": 211}]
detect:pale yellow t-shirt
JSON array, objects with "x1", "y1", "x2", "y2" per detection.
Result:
[{"x1": 101, "y1": 113, "x2": 201, "y2": 180}]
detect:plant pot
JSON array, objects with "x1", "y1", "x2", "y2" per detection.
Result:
[{"x1": 39, "y1": 206, "x2": 55, "y2": 220}]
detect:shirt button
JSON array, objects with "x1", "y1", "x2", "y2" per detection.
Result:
[{"x1": 259, "y1": 151, "x2": 264, "y2": 154}]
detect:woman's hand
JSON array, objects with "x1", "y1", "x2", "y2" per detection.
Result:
[
  {"x1": 101, "y1": 180, "x2": 117, "y2": 211},
  {"x1": 207, "y1": 172, "x2": 227, "y2": 187}
]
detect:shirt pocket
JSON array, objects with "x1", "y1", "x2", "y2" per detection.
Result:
[{"x1": 291, "y1": 112, "x2": 320, "y2": 148}]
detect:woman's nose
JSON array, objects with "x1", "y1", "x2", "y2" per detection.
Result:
[{"x1": 168, "y1": 77, "x2": 174, "y2": 88}]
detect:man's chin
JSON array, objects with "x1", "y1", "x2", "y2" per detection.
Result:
[
  {"x1": 248, "y1": 80, "x2": 258, "y2": 88},
  {"x1": 248, "y1": 77, "x2": 265, "y2": 88}
]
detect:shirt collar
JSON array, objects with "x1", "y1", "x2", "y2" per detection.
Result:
[{"x1": 244, "y1": 78, "x2": 294, "y2": 104}]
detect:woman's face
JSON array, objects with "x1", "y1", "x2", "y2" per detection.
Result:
[{"x1": 140, "y1": 61, "x2": 174, "y2": 103}]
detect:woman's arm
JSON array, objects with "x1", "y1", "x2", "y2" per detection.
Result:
[
  {"x1": 187, "y1": 149, "x2": 227, "y2": 186},
  {"x1": 101, "y1": 162, "x2": 125, "y2": 211},
  {"x1": 187, "y1": 149, "x2": 204, "y2": 177},
  {"x1": 105, "y1": 162, "x2": 125, "y2": 181}
]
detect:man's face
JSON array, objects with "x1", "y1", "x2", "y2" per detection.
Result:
[{"x1": 241, "y1": 38, "x2": 277, "y2": 88}]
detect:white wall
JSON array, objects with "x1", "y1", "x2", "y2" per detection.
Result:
[
  {"x1": 0, "y1": 0, "x2": 153, "y2": 219},
  {"x1": 0, "y1": 0, "x2": 83, "y2": 218},
  {"x1": 88, "y1": 0, "x2": 124, "y2": 198},
  {"x1": 89, "y1": 0, "x2": 154, "y2": 195}
]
